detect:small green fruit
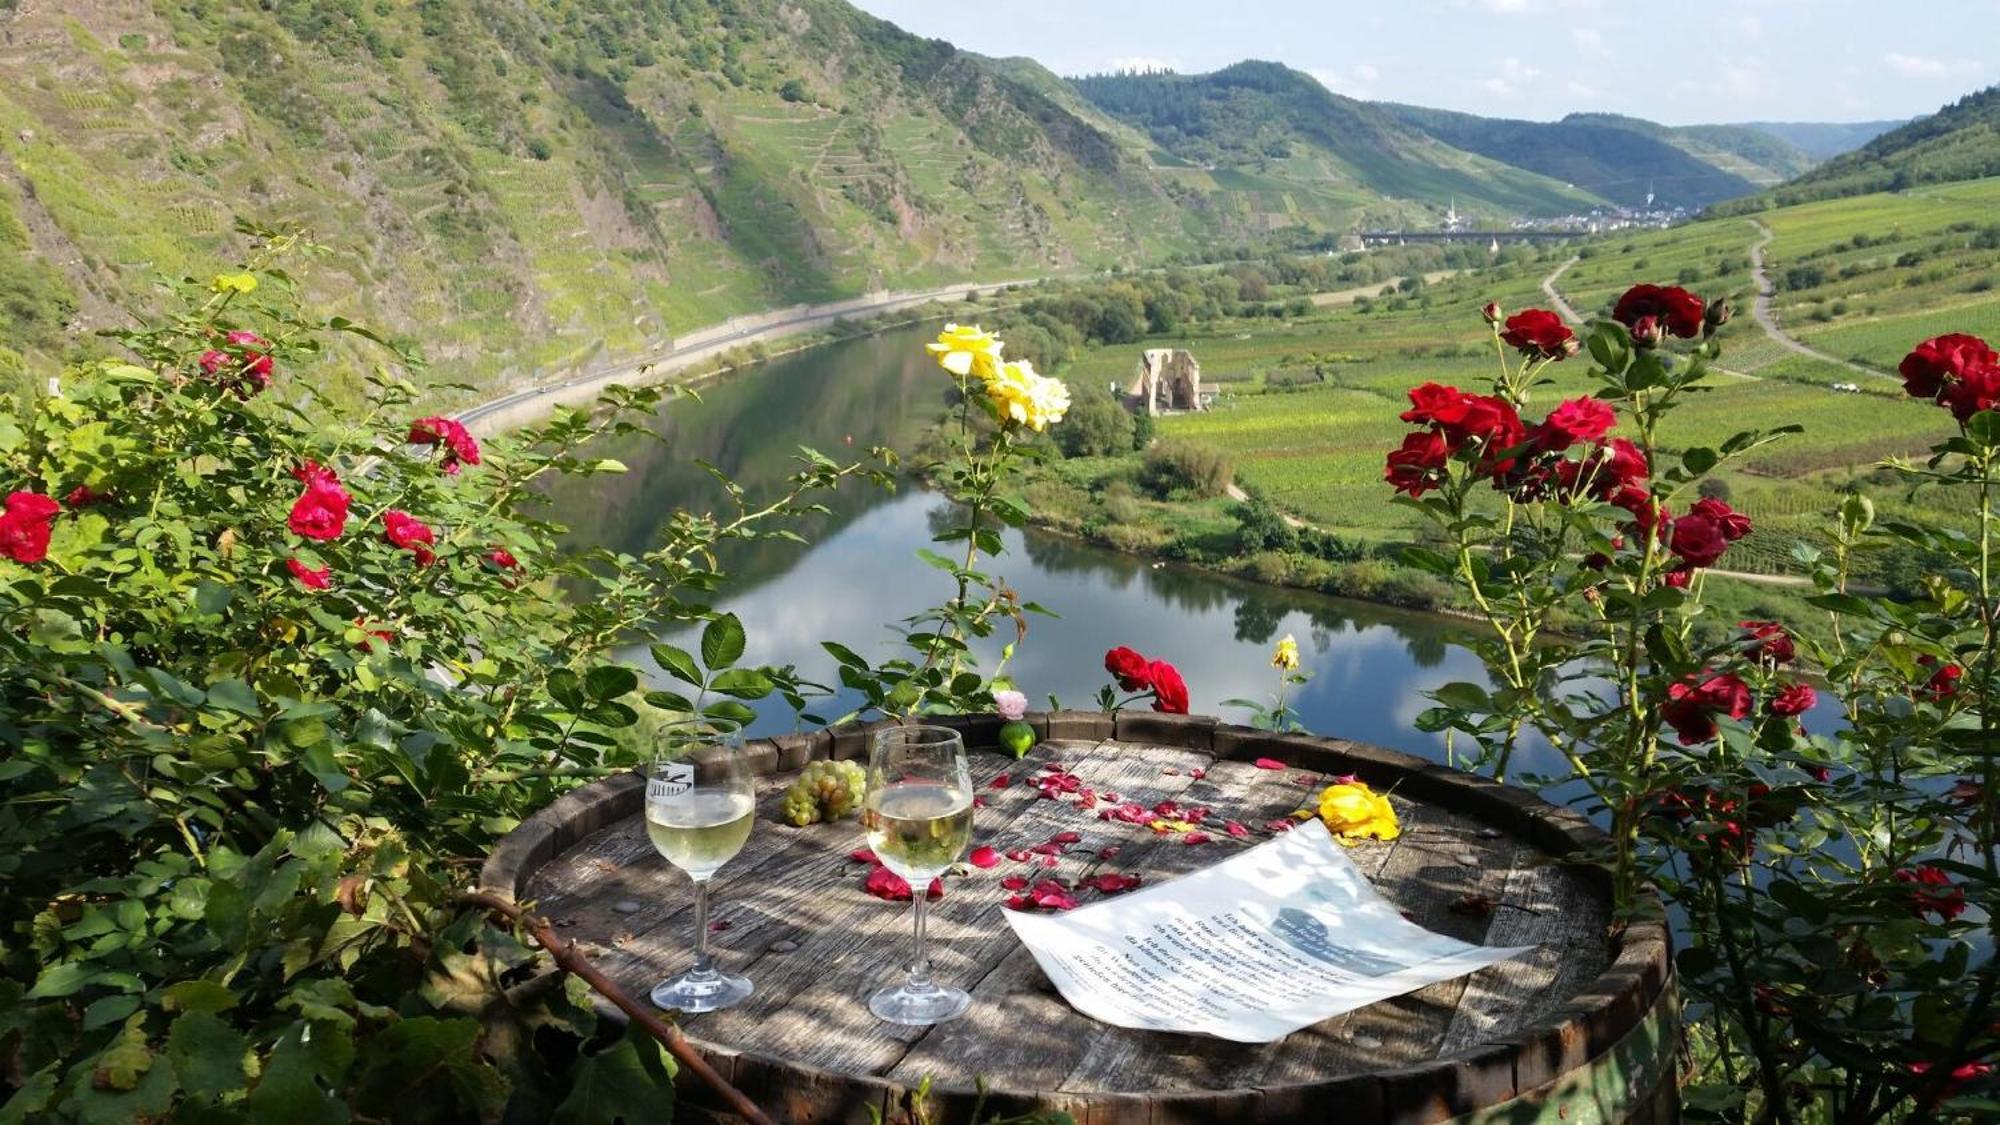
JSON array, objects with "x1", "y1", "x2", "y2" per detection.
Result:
[{"x1": 998, "y1": 719, "x2": 1035, "y2": 759}]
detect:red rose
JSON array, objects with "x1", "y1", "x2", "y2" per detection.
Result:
[
  {"x1": 1690, "y1": 496, "x2": 1752, "y2": 541},
  {"x1": 1499, "y1": 308, "x2": 1575, "y2": 360},
  {"x1": 1669, "y1": 513, "x2": 1730, "y2": 568},
  {"x1": 63, "y1": 485, "x2": 109, "y2": 508},
  {"x1": 1628, "y1": 315, "x2": 1665, "y2": 349},
  {"x1": 409, "y1": 416, "x2": 482, "y2": 474},
  {"x1": 1613, "y1": 284, "x2": 1706, "y2": 339},
  {"x1": 488, "y1": 548, "x2": 519, "y2": 569},
  {"x1": 1104, "y1": 646, "x2": 1153, "y2": 692},
  {"x1": 1384, "y1": 429, "x2": 1451, "y2": 496},
  {"x1": 1535, "y1": 396, "x2": 1616, "y2": 451},
  {"x1": 1661, "y1": 564, "x2": 1694, "y2": 589},
  {"x1": 1697, "y1": 673, "x2": 1752, "y2": 719},
  {"x1": 198, "y1": 330, "x2": 275, "y2": 393},
  {"x1": 1147, "y1": 660, "x2": 1189, "y2": 714},
  {"x1": 1919, "y1": 657, "x2": 1963, "y2": 700},
  {"x1": 1896, "y1": 865, "x2": 1966, "y2": 921},
  {"x1": 382, "y1": 509, "x2": 436, "y2": 566},
  {"x1": 1662, "y1": 672, "x2": 1751, "y2": 745},
  {"x1": 288, "y1": 478, "x2": 351, "y2": 542},
  {"x1": 1449, "y1": 394, "x2": 1524, "y2": 451},
  {"x1": 1400, "y1": 382, "x2": 1471, "y2": 428},
  {"x1": 0, "y1": 491, "x2": 62, "y2": 564},
  {"x1": 287, "y1": 558, "x2": 332, "y2": 590},
  {"x1": 1939, "y1": 363, "x2": 2000, "y2": 422},
  {"x1": 354, "y1": 617, "x2": 395, "y2": 651},
  {"x1": 1767, "y1": 682, "x2": 1816, "y2": 716},
  {"x1": 1739, "y1": 621, "x2": 1795, "y2": 665},
  {"x1": 1907, "y1": 1060, "x2": 1994, "y2": 1105},
  {"x1": 1899, "y1": 333, "x2": 1995, "y2": 400},
  {"x1": 293, "y1": 460, "x2": 340, "y2": 487}
]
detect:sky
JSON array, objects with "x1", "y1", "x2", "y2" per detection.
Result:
[{"x1": 846, "y1": 0, "x2": 1998, "y2": 125}]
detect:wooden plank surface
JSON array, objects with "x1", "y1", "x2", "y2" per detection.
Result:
[{"x1": 521, "y1": 737, "x2": 1612, "y2": 1099}]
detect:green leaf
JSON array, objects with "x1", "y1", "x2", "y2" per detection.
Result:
[
  {"x1": 700, "y1": 613, "x2": 746, "y2": 670},
  {"x1": 547, "y1": 669, "x2": 585, "y2": 710},
  {"x1": 1429, "y1": 682, "x2": 1492, "y2": 712},
  {"x1": 584, "y1": 665, "x2": 639, "y2": 701},
  {"x1": 1586, "y1": 322, "x2": 1631, "y2": 373},
  {"x1": 649, "y1": 644, "x2": 702, "y2": 686},
  {"x1": 299, "y1": 745, "x2": 351, "y2": 793},
  {"x1": 821, "y1": 641, "x2": 870, "y2": 670},
  {"x1": 351, "y1": 1017, "x2": 506, "y2": 1121},
  {"x1": 1680, "y1": 447, "x2": 1718, "y2": 475},
  {"x1": 161, "y1": 980, "x2": 239, "y2": 1014},
  {"x1": 553, "y1": 1033, "x2": 678, "y2": 1125},
  {"x1": 205, "y1": 678, "x2": 259, "y2": 717},
  {"x1": 642, "y1": 690, "x2": 695, "y2": 713},
  {"x1": 1967, "y1": 409, "x2": 2000, "y2": 448},
  {"x1": 244, "y1": 1021, "x2": 354, "y2": 1125},
  {"x1": 700, "y1": 700, "x2": 756, "y2": 726},
  {"x1": 25, "y1": 962, "x2": 91, "y2": 999},
  {"x1": 707, "y1": 668, "x2": 773, "y2": 700},
  {"x1": 167, "y1": 1011, "x2": 249, "y2": 1102}
]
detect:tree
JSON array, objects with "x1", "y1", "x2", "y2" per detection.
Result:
[{"x1": 1054, "y1": 383, "x2": 1136, "y2": 458}]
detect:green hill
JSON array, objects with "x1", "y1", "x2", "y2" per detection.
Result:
[
  {"x1": 1560, "y1": 113, "x2": 1815, "y2": 186},
  {"x1": 1720, "y1": 88, "x2": 2000, "y2": 212},
  {"x1": 1376, "y1": 104, "x2": 1759, "y2": 209},
  {"x1": 1738, "y1": 119, "x2": 1907, "y2": 162},
  {"x1": 1071, "y1": 62, "x2": 1604, "y2": 221},
  {"x1": 0, "y1": 0, "x2": 1246, "y2": 400}
]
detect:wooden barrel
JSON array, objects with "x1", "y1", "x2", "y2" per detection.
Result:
[{"x1": 482, "y1": 712, "x2": 1676, "y2": 1124}]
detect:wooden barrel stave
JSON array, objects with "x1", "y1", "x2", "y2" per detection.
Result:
[{"x1": 482, "y1": 713, "x2": 1675, "y2": 1124}]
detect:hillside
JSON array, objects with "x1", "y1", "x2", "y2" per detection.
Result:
[
  {"x1": 1739, "y1": 119, "x2": 1907, "y2": 162},
  {"x1": 1719, "y1": 86, "x2": 2000, "y2": 212},
  {"x1": 0, "y1": 0, "x2": 1242, "y2": 401},
  {"x1": 1071, "y1": 62, "x2": 1603, "y2": 222},
  {"x1": 1560, "y1": 113, "x2": 1815, "y2": 186},
  {"x1": 1377, "y1": 104, "x2": 1760, "y2": 209}
]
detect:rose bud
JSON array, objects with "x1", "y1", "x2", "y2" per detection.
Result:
[
  {"x1": 1481, "y1": 301, "x2": 1502, "y2": 326},
  {"x1": 1561, "y1": 336, "x2": 1583, "y2": 359},
  {"x1": 1630, "y1": 315, "x2": 1665, "y2": 349},
  {"x1": 1704, "y1": 297, "x2": 1733, "y2": 334}
]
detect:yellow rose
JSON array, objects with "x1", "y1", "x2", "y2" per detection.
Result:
[
  {"x1": 926, "y1": 323, "x2": 1003, "y2": 380},
  {"x1": 983, "y1": 359, "x2": 1070, "y2": 432},
  {"x1": 1272, "y1": 633, "x2": 1299, "y2": 671},
  {"x1": 211, "y1": 272, "x2": 258, "y2": 295},
  {"x1": 1318, "y1": 780, "x2": 1400, "y2": 844}
]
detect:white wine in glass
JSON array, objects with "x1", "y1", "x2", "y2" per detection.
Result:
[
  {"x1": 862, "y1": 725, "x2": 974, "y2": 1025},
  {"x1": 645, "y1": 720, "x2": 755, "y2": 1014}
]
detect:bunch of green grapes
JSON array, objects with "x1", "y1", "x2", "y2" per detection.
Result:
[{"x1": 780, "y1": 759, "x2": 866, "y2": 826}]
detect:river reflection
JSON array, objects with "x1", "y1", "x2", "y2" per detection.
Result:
[{"x1": 555, "y1": 321, "x2": 1832, "y2": 787}]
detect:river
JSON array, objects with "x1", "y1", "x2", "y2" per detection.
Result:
[{"x1": 550, "y1": 320, "x2": 1825, "y2": 779}]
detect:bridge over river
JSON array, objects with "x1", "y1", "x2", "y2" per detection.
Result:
[{"x1": 1357, "y1": 229, "x2": 1583, "y2": 246}]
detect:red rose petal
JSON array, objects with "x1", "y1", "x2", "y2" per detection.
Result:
[
  {"x1": 1254, "y1": 757, "x2": 1286, "y2": 770},
  {"x1": 1099, "y1": 846, "x2": 1122, "y2": 860},
  {"x1": 973, "y1": 795, "x2": 988, "y2": 808},
  {"x1": 1040, "y1": 855, "x2": 1059, "y2": 869},
  {"x1": 926, "y1": 878, "x2": 944, "y2": 901},
  {"x1": 1190, "y1": 768, "x2": 1207, "y2": 781},
  {"x1": 709, "y1": 919, "x2": 732, "y2": 932},
  {"x1": 1183, "y1": 832, "x2": 1213, "y2": 845},
  {"x1": 1001, "y1": 875, "x2": 1029, "y2": 891},
  {"x1": 1264, "y1": 818, "x2": 1296, "y2": 833},
  {"x1": 1005, "y1": 848, "x2": 1033, "y2": 863},
  {"x1": 969, "y1": 845, "x2": 1000, "y2": 869},
  {"x1": 1051, "y1": 831, "x2": 1082, "y2": 845},
  {"x1": 1006, "y1": 894, "x2": 1031, "y2": 910},
  {"x1": 1030, "y1": 842, "x2": 1063, "y2": 856},
  {"x1": 849, "y1": 848, "x2": 878, "y2": 864},
  {"x1": 1225, "y1": 821, "x2": 1250, "y2": 838},
  {"x1": 1086, "y1": 873, "x2": 1143, "y2": 894},
  {"x1": 990, "y1": 773, "x2": 1012, "y2": 789}
]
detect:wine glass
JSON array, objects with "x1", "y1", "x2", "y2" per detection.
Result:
[
  {"x1": 644, "y1": 719, "x2": 756, "y2": 1013},
  {"x1": 862, "y1": 725, "x2": 975, "y2": 1025}
]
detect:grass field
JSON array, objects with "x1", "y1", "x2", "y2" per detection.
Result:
[{"x1": 1044, "y1": 180, "x2": 2000, "y2": 581}]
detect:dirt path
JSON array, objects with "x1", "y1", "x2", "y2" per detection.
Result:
[
  {"x1": 1746, "y1": 220, "x2": 1894, "y2": 382},
  {"x1": 1309, "y1": 270, "x2": 1460, "y2": 308},
  {"x1": 1540, "y1": 256, "x2": 1585, "y2": 324}
]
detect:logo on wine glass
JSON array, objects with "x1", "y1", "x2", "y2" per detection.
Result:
[{"x1": 648, "y1": 761, "x2": 695, "y2": 802}]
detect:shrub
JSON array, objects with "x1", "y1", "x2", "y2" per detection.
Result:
[
  {"x1": 1139, "y1": 439, "x2": 1232, "y2": 499},
  {"x1": 1053, "y1": 381, "x2": 1135, "y2": 458}
]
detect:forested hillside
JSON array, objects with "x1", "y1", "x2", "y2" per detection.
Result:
[
  {"x1": 1720, "y1": 85, "x2": 2000, "y2": 212},
  {"x1": 0, "y1": 0, "x2": 1235, "y2": 397}
]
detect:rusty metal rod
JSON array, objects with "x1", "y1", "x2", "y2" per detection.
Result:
[{"x1": 459, "y1": 891, "x2": 774, "y2": 1125}]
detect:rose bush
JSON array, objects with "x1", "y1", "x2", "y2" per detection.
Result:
[
  {"x1": 1393, "y1": 288, "x2": 1998, "y2": 1120},
  {"x1": 0, "y1": 239, "x2": 883, "y2": 1121}
]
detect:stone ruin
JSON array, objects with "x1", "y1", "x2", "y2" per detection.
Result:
[{"x1": 1125, "y1": 348, "x2": 1205, "y2": 415}]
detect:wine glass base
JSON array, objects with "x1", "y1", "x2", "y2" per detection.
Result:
[
  {"x1": 650, "y1": 969, "x2": 753, "y2": 1014},
  {"x1": 868, "y1": 980, "x2": 972, "y2": 1026}
]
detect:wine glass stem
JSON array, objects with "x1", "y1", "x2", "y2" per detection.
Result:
[
  {"x1": 907, "y1": 891, "x2": 931, "y2": 990},
  {"x1": 690, "y1": 878, "x2": 715, "y2": 979}
]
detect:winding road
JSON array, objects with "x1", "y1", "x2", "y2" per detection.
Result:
[
  {"x1": 1541, "y1": 256, "x2": 1585, "y2": 325},
  {"x1": 1746, "y1": 220, "x2": 1894, "y2": 382},
  {"x1": 455, "y1": 278, "x2": 1031, "y2": 434}
]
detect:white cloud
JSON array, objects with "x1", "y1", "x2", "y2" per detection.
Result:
[
  {"x1": 1566, "y1": 79, "x2": 1598, "y2": 99},
  {"x1": 1354, "y1": 63, "x2": 1381, "y2": 82},
  {"x1": 1310, "y1": 65, "x2": 1379, "y2": 96},
  {"x1": 1477, "y1": 0, "x2": 1531, "y2": 12},
  {"x1": 1571, "y1": 28, "x2": 1608, "y2": 57},
  {"x1": 1483, "y1": 56, "x2": 1542, "y2": 97},
  {"x1": 1884, "y1": 51, "x2": 1982, "y2": 79},
  {"x1": 1107, "y1": 55, "x2": 1180, "y2": 74}
]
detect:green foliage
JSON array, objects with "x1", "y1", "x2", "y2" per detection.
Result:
[
  {"x1": 1140, "y1": 439, "x2": 1232, "y2": 499},
  {"x1": 0, "y1": 243, "x2": 883, "y2": 1120},
  {"x1": 1052, "y1": 382, "x2": 1134, "y2": 458},
  {"x1": 1721, "y1": 85, "x2": 2000, "y2": 213}
]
